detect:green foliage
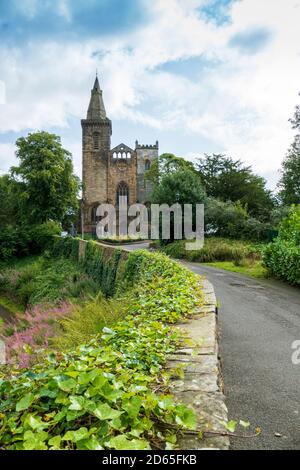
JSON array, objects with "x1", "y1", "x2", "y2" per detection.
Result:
[
  {"x1": 263, "y1": 206, "x2": 300, "y2": 285},
  {"x1": 205, "y1": 198, "x2": 272, "y2": 241},
  {"x1": 52, "y1": 295, "x2": 125, "y2": 350},
  {"x1": 0, "y1": 222, "x2": 61, "y2": 262},
  {"x1": 145, "y1": 153, "x2": 197, "y2": 186},
  {"x1": 11, "y1": 131, "x2": 80, "y2": 225},
  {"x1": 197, "y1": 154, "x2": 274, "y2": 220},
  {"x1": 0, "y1": 226, "x2": 31, "y2": 261},
  {"x1": 156, "y1": 237, "x2": 263, "y2": 264},
  {"x1": 0, "y1": 247, "x2": 202, "y2": 450},
  {"x1": 0, "y1": 256, "x2": 98, "y2": 308},
  {"x1": 82, "y1": 243, "x2": 122, "y2": 297},
  {"x1": 278, "y1": 143, "x2": 300, "y2": 205},
  {"x1": 151, "y1": 169, "x2": 206, "y2": 207}
]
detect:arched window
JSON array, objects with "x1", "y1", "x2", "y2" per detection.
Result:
[
  {"x1": 93, "y1": 132, "x2": 100, "y2": 150},
  {"x1": 116, "y1": 182, "x2": 129, "y2": 205},
  {"x1": 118, "y1": 152, "x2": 122, "y2": 159},
  {"x1": 91, "y1": 205, "x2": 98, "y2": 223},
  {"x1": 113, "y1": 152, "x2": 117, "y2": 159},
  {"x1": 122, "y1": 152, "x2": 127, "y2": 159},
  {"x1": 145, "y1": 159, "x2": 151, "y2": 171},
  {"x1": 127, "y1": 152, "x2": 131, "y2": 159}
]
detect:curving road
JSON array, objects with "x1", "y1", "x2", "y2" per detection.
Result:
[
  {"x1": 122, "y1": 242, "x2": 300, "y2": 450},
  {"x1": 182, "y1": 262, "x2": 300, "y2": 450}
]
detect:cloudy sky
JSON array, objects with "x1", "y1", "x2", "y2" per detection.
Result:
[{"x1": 0, "y1": 0, "x2": 300, "y2": 189}]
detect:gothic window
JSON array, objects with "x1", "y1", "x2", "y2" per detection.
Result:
[
  {"x1": 91, "y1": 205, "x2": 98, "y2": 223},
  {"x1": 122, "y1": 152, "x2": 127, "y2": 159},
  {"x1": 118, "y1": 152, "x2": 122, "y2": 159},
  {"x1": 145, "y1": 159, "x2": 151, "y2": 171},
  {"x1": 116, "y1": 182, "x2": 129, "y2": 204},
  {"x1": 93, "y1": 132, "x2": 100, "y2": 150},
  {"x1": 127, "y1": 152, "x2": 131, "y2": 159},
  {"x1": 113, "y1": 152, "x2": 117, "y2": 159}
]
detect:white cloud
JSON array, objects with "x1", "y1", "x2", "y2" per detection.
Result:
[
  {"x1": 0, "y1": 143, "x2": 17, "y2": 174},
  {"x1": 0, "y1": 0, "x2": 300, "y2": 188}
]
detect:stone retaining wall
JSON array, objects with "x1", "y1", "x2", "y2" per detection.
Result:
[{"x1": 169, "y1": 278, "x2": 229, "y2": 450}]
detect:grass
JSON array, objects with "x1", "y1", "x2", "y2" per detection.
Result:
[
  {"x1": 0, "y1": 255, "x2": 101, "y2": 308},
  {"x1": 0, "y1": 295, "x2": 23, "y2": 315},
  {"x1": 205, "y1": 260, "x2": 268, "y2": 279},
  {"x1": 154, "y1": 237, "x2": 267, "y2": 263}
]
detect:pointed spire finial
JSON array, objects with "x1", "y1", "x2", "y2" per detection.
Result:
[{"x1": 87, "y1": 76, "x2": 107, "y2": 120}]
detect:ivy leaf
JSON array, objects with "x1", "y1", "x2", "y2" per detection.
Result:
[
  {"x1": 63, "y1": 427, "x2": 89, "y2": 443},
  {"x1": 221, "y1": 420, "x2": 237, "y2": 433},
  {"x1": 175, "y1": 405, "x2": 197, "y2": 430},
  {"x1": 239, "y1": 420, "x2": 250, "y2": 429},
  {"x1": 55, "y1": 376, "x2": 77, "y2": 392},
  {"x1": 122, "y1": 396, "x2": 142, "y2": 418},
  {"x1": 16, "y1": 393, "x2": 34, "y2": 412},
  {"x1": 107, "y1": 435, "x2": 150, "y2": 450},
  {"x1": 69, "y1": 396, "x2": 85, "y2": 411},
  {"x1": 93, "y1": 403, "x2": 123, "y2": 420},
  {"x1": 48, "y1": 435, "x2": 61, "y2": 448},
  {"x1": 76, "y1": 436, "x2": 103, "y2": 450},
  {"x1": 26, "y1": 414, "x2": 48, "y2": 431}
]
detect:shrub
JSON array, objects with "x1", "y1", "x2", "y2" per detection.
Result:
[
  {"x1": 0, "y1": 226, "x2": 31, "y2": 261},
  {"x1": 263, "y1": 206, "x2": 300, "y2": 285},
  {"x1": 28, "y1": 221, "x2": 61, "y2": 253}
]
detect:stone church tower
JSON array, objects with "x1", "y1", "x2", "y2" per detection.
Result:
[{"x1": 81, "y1": 77, "x2": 159, "y2": 234}]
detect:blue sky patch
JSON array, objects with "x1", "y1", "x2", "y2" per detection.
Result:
[
  {"x1": 228, "y1": 27, "x2": 274, "y2": 55},
  {"x1": 154, "y1": 55, "x2": 223, "y2": 80},
  {"x1": 199, "y1": 0, "x2": 238, "y2": 26},
  {"x1": 0, "y1": 0, "x2": 147, "y2": 43}
]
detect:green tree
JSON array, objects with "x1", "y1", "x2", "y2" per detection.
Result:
[
  {"x1": 197, "y1": 154, "x2": 274, "y2": 220},
  {"x1": 278, "y1": 143, "x2": 300, "y2": 205},
  {"x1": 0, "y1": 175, "x2": 18, "y2": 228},
  {"x1": 11, "y1": 131, "x2": 80, "y2": 225},
  {"x1": 146, "y1": 153, "x2": 196, "y2": 185},
  {"x1": 278, "y1": 98, "x2": 300, "y2": 205},
  {"x1": 151, "y1": 169, "x2": 206, "y2": 206}
]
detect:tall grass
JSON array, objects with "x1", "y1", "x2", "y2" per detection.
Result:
[
  {"x1": 51, "y1": 294, "x2": 126, "y2": 351},
  {"x1": 155, "y1": 237, "x2": 263, "y2": 263}
]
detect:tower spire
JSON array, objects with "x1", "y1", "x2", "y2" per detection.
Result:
[{"x1": 87, "y1": 75, "x2": 107, "y2": 120}]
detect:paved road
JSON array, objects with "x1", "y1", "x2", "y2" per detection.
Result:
[
  {"x1": 182, "y1": 262, "x2": 300, "y2": 450},
  {"x1": 116, "y1": 243, "x2": 300, "y2": 449}
]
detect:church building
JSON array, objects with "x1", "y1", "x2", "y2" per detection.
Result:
[{"x1": 81, "y1": 77, "x2": 159, "y2": 234}]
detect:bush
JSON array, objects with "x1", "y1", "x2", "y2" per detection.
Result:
[
  {"x1": 0, "y1": 226, "x2": 31, "y2": 261},
  {"x1": 263, "y1": 206, "x2": 300, "y2": 285},
  {"x1": 205, "y1": 198, "x2": 271, "y2": 241},
  {"x1": 0, "y1": 222, "x2": 61, "y2": 262},
  {"x1": 28, "y1": 221, "x2": 61, "y2": 253}
]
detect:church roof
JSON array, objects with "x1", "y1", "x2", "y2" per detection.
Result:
[
  {"x1": 111, "y1": 143, "x2": 134, "y2": 153},
  {"x1": 87, "y1": 76, "x2": 107, "y2": 120}
]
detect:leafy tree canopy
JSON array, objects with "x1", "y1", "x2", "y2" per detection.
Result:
[
  {"x1": 151, "y1": 168, "x2": 206, "y2": 206},
  {"x1": 146, "y1": 153, "x2": 196, "y2": 185},
  {"x1": 278, "y1": 97, "x2": 300, "y2": 205},
  {"x1": 10, "y1": 131, "x2": 80, "y2": 225},
  {"x1": 197, "y1": 154, "x2": 274, "y2": 220}
]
